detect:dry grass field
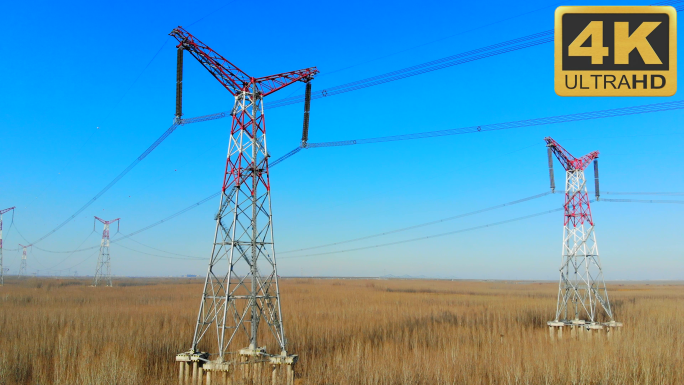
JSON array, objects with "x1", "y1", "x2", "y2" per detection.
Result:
[{"x1": 0, "y1": 277, "x2": 682, "y2": 385}]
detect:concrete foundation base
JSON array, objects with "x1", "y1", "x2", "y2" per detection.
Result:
[
  {"x1": 176, "y1": 351, "x2": 210, "y2": 385},
  {"x1": 547, "y1": 320, "x2": 623, "y2": 341},
  {"x1": 175, "y1": 349, "x2": 298, "y2": 385}
]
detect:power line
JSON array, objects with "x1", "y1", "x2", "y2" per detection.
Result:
[
  {"x1": 24, "y1": 114, "x2": 215, "y2": 246},
  {"x1": 21, "y1": 4, "x2": 684, "y2": 247},
  {"x1": 19, "y1": 5, "x2": 684, "y2": 257},
  {"x1": 42, "y1": 231, "x2": 97, "y2": 270},
  {"x1": 26, "y1": 188, "x2": 684, "y2": 263},
  {"x1": 304, "y1": 101, "x2": 684, "y2": 148},
  {"x1": 18, "y1": 190, "x2": 223, "y2": 258},
  {"x1": 28, "y1": 122, "x2": 177, "y2": 245},
  {"x1": 554, "y1": 191, "x2": 684, "y2": 196},
  {"x1": 271, "y1": 147, "x2": 302, "y2": 167},
  {"x1": 192, "y1": 101, "x2": 684, "y2": 153},
  {"x1": 62, "y1": 249, "x2": 101, "y2": 272},
  {"x1": 600, "y1": 198, "x2": 684, "y2": 204},
  {"x1": 21, "y1": 96, "x2": 684, "y2": 258},
  {"x1": 184, "y1": 5, "x2": 684, "y2": 120},
  {"x1": 602, "y1": 192, "x2": 684, "y2": 196},
  {"x1": 107, "y1": 37, "x2": 171, "y2": 118},
  {"x1": 125, "y1": 237, "x2": 199, "y2": 259},
  {"x1": 20, "y1": 38, "x2": 173, "y2": 218},
  {"x1": 280, "y1": 191, "x2": 552, "y2": 254},
  {"x1": 281, "y1": 207, "x2": 565, "y2": 260},
  {"x1": 22, "y1": 147, "x2": 299, "y2": 263},
  {"x1": 279, "y1": 199, "x2": 684, "y2": 260},
  {"x1": 185, "y1": 0, "x2": 239, "y2": 27},
  {"x1": 34, "y1": 237, "x2": 204, "y2": 272},
  {"x1": 13, "y1": 14, "x2": 546, "y2": 247},
  {"x1": 267, "y1": 3, "x2": 684, "y2": 109},
  {"x1": 12, "y1": 225, "x2": 46, "y2": 269},
  {"x1": 2, "y1": 220, "x2": 18, "y2": 251},
  {"x1": 321, "y1": 1, "x2": 563, "y2": 77},
  {"x1": 177, "y1": 31, "x2": 553, "y2": 121},
  {"x1": 26, "y1": 190, "x2": 684, "y2": 264},
  {"x1": 323, "y1": 0, "x2": 682, "y2": 78},
  {"x1": 115, "y1": 241, "x2": 204, "y2": 261},
  {"x1": 112, "y1": 190, "x2": 223, "y2": 243},
  {"x1": 269, "y1": 31, "x2": 554, "y2": 109}
]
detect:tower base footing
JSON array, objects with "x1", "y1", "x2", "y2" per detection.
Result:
[
  {"x1": 547, "y1": 320, "x2": 623, "y2": 340},
  {"x1": 175, "y1": 350, "x2": 298, "y2": 385}
]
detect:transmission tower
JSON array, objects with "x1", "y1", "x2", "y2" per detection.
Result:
[
  {"x1": 170, "y1": 26, "x2": 318, "y2": 384},
  {"x1": 545, "y1": 137, "x2": 621, "y2": 339},
  {"x1": 0, "y1": 207, "x2": 15, "y2": 285},
  {"x1": 18, "y1": 243, "x2": 30, "y2": 278},
  {"x1": 92, "y1": 216, "x2": 119, "y2": 287}
]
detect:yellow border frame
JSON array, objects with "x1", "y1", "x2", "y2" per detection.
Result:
[{"x1": 555, "y1": 6, "x2": 677, "y2": 96}]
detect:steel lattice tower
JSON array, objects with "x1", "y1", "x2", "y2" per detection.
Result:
[
  {"x1": 545, "y1": 137, "x2": 621, "y2": 337},
  {"x1": 18, "y1": 243, "x2": 30, "y2": 278},
  {"x1": 0, "y1": 207, "x2": 16, "y2": 285},
  {"x1": 170, "y1": 27, "x2": 318, "y2": 382},
  {"x1": 92, "y1": 216, "x2": 119, "y2": 287}
]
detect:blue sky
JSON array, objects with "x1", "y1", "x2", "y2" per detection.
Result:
[{"x1": 1, "y1": 0, "x2": 682, "y2": 279}]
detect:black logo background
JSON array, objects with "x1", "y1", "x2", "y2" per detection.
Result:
[{"x1": 562, "y1": 13, "x2": 670, "y2": 70}]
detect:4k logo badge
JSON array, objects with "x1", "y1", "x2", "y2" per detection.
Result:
[{"x1": 555, "y1": 6, "x2": 677, "y2": 96}]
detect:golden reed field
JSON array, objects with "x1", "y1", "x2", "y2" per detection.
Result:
[{"x1": 0, "y1": 277, "x2": 682, "y2": 385}]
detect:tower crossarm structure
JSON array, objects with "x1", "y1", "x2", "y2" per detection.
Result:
[
  {"x1": 0, "y1": 207, "x2": 16, "y2": 285},
  {"x1": 92, "y1": 216, "x2": 119, "y2": 287},
  {"x1": 545, "y1": 137, "x2": 598, "y2": 227},
  {"x1": 18, "y1": 243, "x2": 30, "y2": 278},
  {"x1": 544, "y1": 137, "x2": 619, "y2": 335},
  {"x1": 170, "y1": 27, "x2": 318, "y2": 124},
  {"x1": 545, "y1": 137, "x2": 598, "y2": 172},
  {"x1": 169, "y1": 27, "x2": 318, "y2": 379}
]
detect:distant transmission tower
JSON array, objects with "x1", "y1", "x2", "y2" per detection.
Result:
[
  {"x1": 545, "y1": 137, "x2": 621, "y2": 339},
  {"x1": 0, "y1": 207, "x2": 16, "y2": 285},
  {"x1": 18, "y1": 243, "x2": 31, "y2": 278},
  {"x1": 92, "y1": 216, "x2": 120, "y2": 287},
  {"x1": 170, "y1": 26, "x2": 318, "y2": 384}
]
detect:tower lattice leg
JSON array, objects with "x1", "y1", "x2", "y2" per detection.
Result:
[{"x1": 187, "y1": 90, "x2": 291, "y2": 368}]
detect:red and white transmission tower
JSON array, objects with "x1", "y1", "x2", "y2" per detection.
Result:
[
  {"x1": 0, "y1": 206, "x2": 16, "y2": 285},
  {"x1": 170, "y1": 26, "x2": 318, "y2": 381},
  {"x1": 545, "y1": 137, "x2": 621, "y2": 337},
  {"x1": 18, "y1": 243, "x2": 31, "y2": 278},
  {"x1": 92, "y1": 216, "x2": 120, "y2": 287}
]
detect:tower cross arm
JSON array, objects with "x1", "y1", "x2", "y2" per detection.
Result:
[
  {"x1": 545, "y1": 137, "x2": 598, "y2": 171},
  {"x1": 0, "y1": 207, "x2": 15, "y2": 215},
  {"x1": 170, "y1": 26, "x2": 252, "y2": 96},
  {"x1": 255, "y1": 67, "x2": 320, "y2": 97},
  {"x1": 95, "y1": 216, "x2": 120, "y2": 225}
]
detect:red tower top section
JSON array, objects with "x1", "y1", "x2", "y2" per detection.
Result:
[
  {"x1": 95, "y1": 216, "x2": 120, "y2": 225},
  {"x1": 169, "y1": 27, "x2": 319, "y2": 97},
  {"x1": 94, "y1": 217, "x2": 120, "y2": 239},
  {"x1": 545, "y1": 137, "x2": 597, "y2": 227},
  {"x1": 544, "y1": 137, "x2": 598, "y2": 171},
  {"x1": 545, "y1": 137, "x2": 598, "y2": 172}
]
